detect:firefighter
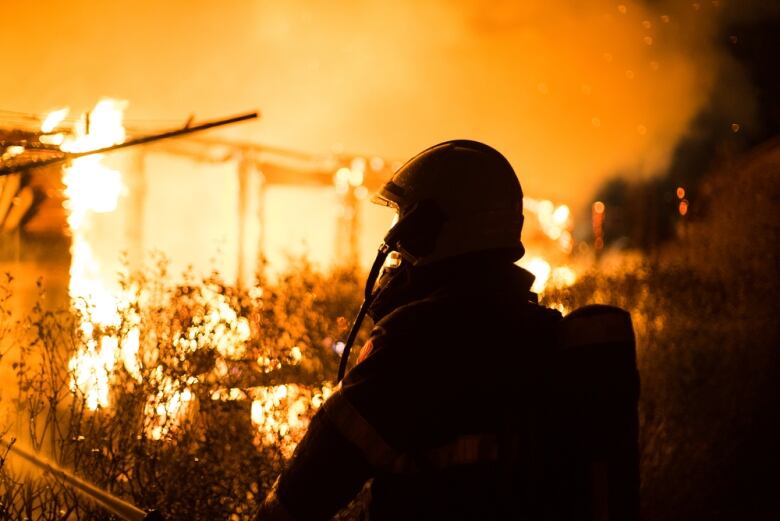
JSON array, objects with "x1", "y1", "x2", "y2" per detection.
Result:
[{"x1": 255, "y1": 140, "x2": 562, "y2": 521}]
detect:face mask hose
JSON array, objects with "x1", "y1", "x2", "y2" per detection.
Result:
[
  {"x1": 336, "y1": 243, "x2": 389, "y2": 383},
  {"x1": 335, "y1": 199, "x2": 445, "y2": 383}
]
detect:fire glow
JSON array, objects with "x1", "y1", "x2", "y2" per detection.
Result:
[
  {"x1": 47, "y1": 100, "x2": 319, "y2": 448},
  {"x1": 521, "y1": 197, "x2": 578, "y2": 294},
  {"x1": 49, "y1": 99, "x2": 133, "y2": 410},
  {"x1": 47, "y1": 99, "x2": 578, "y2": 449},
  {"x1": 249, "y1": 383, "x2": 334, "y2": 458}
]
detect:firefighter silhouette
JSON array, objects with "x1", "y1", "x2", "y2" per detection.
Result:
[{"x1": 255, "y1": 140, "x2": 639, "y2": 521}]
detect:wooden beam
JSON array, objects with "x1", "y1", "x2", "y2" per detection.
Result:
[
  {"x1": 0, "y1": 173, "x2": 21, "y2": 227},
  {"x1": 2, "y1": 185, "x2": 34, "y2": 231}
]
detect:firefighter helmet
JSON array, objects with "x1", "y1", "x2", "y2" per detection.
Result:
[{"x1": 373, "y1": 140, "x2": 525, "y2": 265}]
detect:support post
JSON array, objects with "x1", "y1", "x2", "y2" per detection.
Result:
[
  {"x1": 237, "y1": 150, "x2": 252, "y2": 288},
  {"x1": 125, "y1": 151, "x2": 147, "y2": 272}
]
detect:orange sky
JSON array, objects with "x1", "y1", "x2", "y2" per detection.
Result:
[{"x1": 0, "y1": 0, "x2": 740, "y2": 209}]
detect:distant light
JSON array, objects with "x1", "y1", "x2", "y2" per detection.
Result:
[
  {"x1": 553, "y1": 204, "x2": 570, "y2": 225},
  {"x1": 593, "y1": 201, "x2": 605, "y2": 214},
  {"x1": 660, "y1": 15, "x2": 670, "y2": 23},
  {"x1": 538, "y1": 199, "x2": 554, "y2": 216},
  {"x1": 553, "y1": 204, "x2": 571, "y2": 227},
  {"x1": 618, "y1": 4, "x2": 627, "y2": 14},
  {"x1": 676, "y1": 186, "x2": 685, "y2": 199},
  {"x1": 369, "y1": 156, "x2": 384, "y2": 171},
  {"x1": 348, "y1": 168, "x2": 364, "y2": 187},
  {"x1": 644, "y1": 36, "x2": 653, "y2": 46},
  {"x1": 731, "y1": 123, "x2": 741, "y2": 133},
  {"x1": 333, "y1": 341, "x2": 346, "y2": 355},
  {"x1": 642, "y1": 20, "x2": 652, "y2": 29},
  {"x1": 679, "y1": 200, "x2": 689, "y2": 216},
  {"x1": 334, "y1": 167, "x2": 350, "y2": 194},
  {"x1": 625, "y1": 70, "x2": 635, "y2": 80},
  {"x1": 334, "y1": 167, "x2": 351, "y2": 194},
  {"x1": 692, "y1": 3, "x2": 701, "y2": 12},
  {"x1": 350, "y1": 156, "x2": 366, "y2": 173},
  {"x1": 5, "y1": 145, "x2": 24, "y2": 156},
  {"x1": 559, "y1": 230, "x2": 574, "y2": 254},
  {"x1": 551, "y1": 266, "x2": 577, "y2": 288},
  {"x1": 524, "y1": 257, "x2": 551, "y2": 294}
]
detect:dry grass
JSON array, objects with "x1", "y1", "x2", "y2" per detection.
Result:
[
  {"x1": 545, "y1": 142, "x2": 780, "y2": 520},
  {"x1": 0, "y1": 259, "x2": 364, "y2": 520}
]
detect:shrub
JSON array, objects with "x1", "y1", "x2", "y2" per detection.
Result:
[
  {"x1": 543, "y1": 143, "x2": 779, "y2": 520},
  {"x1": 0, "y1": 259, "x2": 365, "y2": 520},
  {"x1": 2, "y1": 139, "x2": 777, "y2": 520}
]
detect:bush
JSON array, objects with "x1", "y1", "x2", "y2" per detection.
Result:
[
  {"x1": 544, "y1": 142, "x2": 779, "y2": 520},
  {"x1": 2, "y1": 140, "x2": 777, "y2": 520},
  {"x1": 0, "y1": 259, "x2": 365, "y2": 520}
]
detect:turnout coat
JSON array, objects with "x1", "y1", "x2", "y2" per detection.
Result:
[{"x1": 257, "y1": 257, "x2": 562, "y2": 521}]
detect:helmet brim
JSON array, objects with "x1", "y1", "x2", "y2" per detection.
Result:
[
  {"x1": 370, "y1": 189, "x2": 400, "y2": 209},
  {"x1": 370, "y1": 178, "x2": 407, "y2": 209}
]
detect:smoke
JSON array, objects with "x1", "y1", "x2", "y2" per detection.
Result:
[{"x1": 0, "y1": 0, "x2": 768, "y2": 208}]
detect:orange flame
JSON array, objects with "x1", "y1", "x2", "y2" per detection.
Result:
[{"x1": 47, "y1": 99, "x2": 129, "y2": 409}]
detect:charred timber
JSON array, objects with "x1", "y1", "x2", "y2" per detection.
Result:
[{"x1": 0, "y1": 111, "x2": 259, "y2": 177}]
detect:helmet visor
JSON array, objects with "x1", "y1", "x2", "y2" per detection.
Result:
[
  {"x1": 370, "y1": 179, "x2": 405, "y2": 208},
  {"x1": 370, "y1": 192, "x2": 398, "y2": 208}
]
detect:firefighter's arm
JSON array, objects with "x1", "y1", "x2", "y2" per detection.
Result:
[
  {"x1": 256, "y1": 312, "x2": 423, "y2": 520},
  {"x1": 254, "y1": 403, "x2": 372, "y2": 521}
]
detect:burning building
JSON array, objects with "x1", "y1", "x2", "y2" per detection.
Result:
[{"x1": 0, "y1": 98, "x2": 577, "y2": 435}]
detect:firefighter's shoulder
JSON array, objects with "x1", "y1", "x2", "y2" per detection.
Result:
[
  {"x1": 357, "y1": 298, "x2": 441, "y2": 365},
  {"x1": 372, "y1": 296, "x2": 443, "y2": 337}
]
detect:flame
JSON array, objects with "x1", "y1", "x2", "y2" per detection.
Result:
[
  {"x1": 138, "y1": 282, "x2": 259, "y2": 440},
  {"x1": 45, "y1": 98, "x2": 577, "y2": 453},
  {"x1": 524, "y1": 257, "x2": 552, "y2": 294},
  {"x1": 67, "y1": 334, "x2": 117, "y2": 410},
  {"x1": 172, "y1": 284, "x2": 251, "y2": 360},
  {"x1": 44, "y1": 99, "x2": 131, "y2": 410},
  {"x1": 521, "y1": 256, "x2": 578, "y2": 295},
  {"x1": 523, "y1": 197, "x2": 573, "y2": 253},
  {"x1": 250, "y1": 383, "x2": 333, "y2": 457},
  {"x1": 60, "y1": 99, "x2": 126, "y2": 314},
  {"x1": 40, "y1": 107, "x2": 69, "y2": 133},
  {"x1": 144, "y1": 373, "x2": 197, "y2": 440},
  {"x1": 519, "y1": 196, "x2": 578, "y2": 294}
]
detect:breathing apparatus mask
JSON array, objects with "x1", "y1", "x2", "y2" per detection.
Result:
[
  {"x1": 373, "y1": 215, "x2": 403, "y2": 293},
  {"x1": 335, "y1": 200, "x2": 446, "y2": 382}
]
